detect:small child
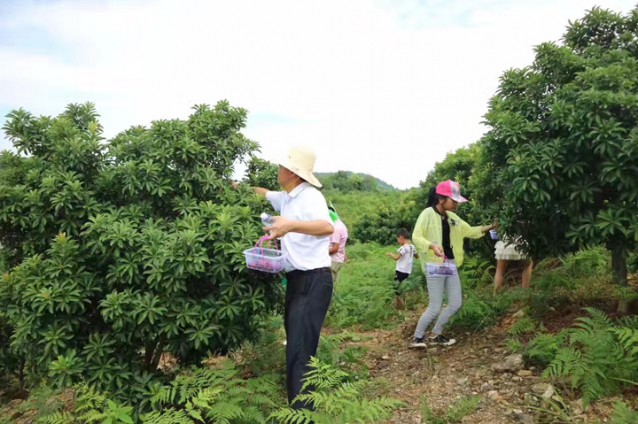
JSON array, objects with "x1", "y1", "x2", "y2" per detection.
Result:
[{"x1": 386, "y1": 228, "x2": 418, "y2": 309}]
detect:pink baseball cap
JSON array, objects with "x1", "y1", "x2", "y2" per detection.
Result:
[{"x1": 435, "y1": 180, "x2": 468, "y2": 203}]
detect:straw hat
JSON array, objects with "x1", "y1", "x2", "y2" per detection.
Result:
[{"x1": 279, "y1": 147, "x2": 322, "y2": 188}]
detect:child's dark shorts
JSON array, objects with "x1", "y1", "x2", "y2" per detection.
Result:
[{"x1": 393, "y1": 271, "x2": 410, "y2": 295}]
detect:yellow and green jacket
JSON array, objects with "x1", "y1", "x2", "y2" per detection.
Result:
[{"x1": 412, "y1": 207, "x2": 485, "y2": 268}]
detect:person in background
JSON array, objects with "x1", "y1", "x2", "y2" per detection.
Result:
[
  {"x1": 410, "y1": 180, "x2": 495, "y2": 348},
  {"x1": 386, "y1": 228, "x2": 418, "y2": 310},
  {"x1": 248, "y1": 147, "x2": 333, "y2": 411},
  {"x1": 493, "y1": 235, "x2": 533, "y2": 292},
  {"x1": 328, "y1": 204, "x2": 348, "y2": 284}
]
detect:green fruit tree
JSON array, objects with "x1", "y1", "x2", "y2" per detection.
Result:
[
  {"x1": 476, "y1": 7, "x2": 638, "y2": 298},
  {"x1": 0, "y1": 102, "x2": 280, "y2": 394}
]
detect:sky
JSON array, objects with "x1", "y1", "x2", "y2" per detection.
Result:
[{"x1": 1, "y1": 0, "x2": 636, "y2": 189}]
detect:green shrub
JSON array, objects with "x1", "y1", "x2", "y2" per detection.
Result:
[
  {"x1": 351, "y1": 200, "x2": 416, "y2": 245},
  {"x1": 473, "y1": 6, "x2": 638, "y2": 289},
  {"x1": 244, "y1": 157, "x2": 278, "y2": 190},
  {"x1": 323, "y1": 190, "x2": 408, "y2": 244},
  {"x1": 0, "y1": 102, "x2": 281, "y2": 396}
]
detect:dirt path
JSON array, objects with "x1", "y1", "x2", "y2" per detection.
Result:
[{"x1": 341, "y1": 313, "x2": 560, "y2": 424}]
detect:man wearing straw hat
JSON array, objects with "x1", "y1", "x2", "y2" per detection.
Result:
[{"x1": 250, "y1": 146, "x2": 334, "y2": 410}]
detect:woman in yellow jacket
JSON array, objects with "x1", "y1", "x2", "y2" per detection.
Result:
[{"x1": 410, "y1": 180, "x2": 495, "y2": 348}]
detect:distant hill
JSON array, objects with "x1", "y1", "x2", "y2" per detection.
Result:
[{"x1": 316, "y1": 171, "x2": 397, "y2": 192}]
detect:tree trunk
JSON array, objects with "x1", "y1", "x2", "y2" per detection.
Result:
[
  {"x1": 18, "y1": 358, "x2": 25, "y2": 390},
  {"x1": 144, "y1": 341, "x2": 155, "y2": 371},
  {"x1": 150, "y1": 337, "x2": 165, "y2": 371},
  {"x1": 609, "y1": 240, "x2": 628, "y2": 313}
]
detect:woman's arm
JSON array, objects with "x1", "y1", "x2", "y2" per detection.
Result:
[{"x1": 459, "y1": 219, "x2": 495, "y2": 239}]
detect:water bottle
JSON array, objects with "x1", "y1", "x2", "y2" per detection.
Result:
[
  {"x1": 260, "y1": 213, "x2": 275, "y2": 239},
  {"x1": 260, "y1": 212, "x2": 274, "y2": 225}
]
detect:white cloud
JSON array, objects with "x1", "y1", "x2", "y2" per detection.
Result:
[{"x1": 1, "y1": 0, "x2": 636, "y2": 188}]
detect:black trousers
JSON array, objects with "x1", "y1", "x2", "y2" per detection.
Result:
[{"x1": 284, "y1": 267, "x2": 333, "y2": 409}]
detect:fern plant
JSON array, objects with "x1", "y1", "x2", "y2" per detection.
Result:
[
  {"x1": 269, "y1": 357, "x2": 402, "y2": 424},
  {"x1": 611, "y1": 400, "x2": 638, "y2": 424},
  {"x1": 36, "y1": 411, "x2": 76, "y2": 424},
  {"x1": 16, "y1": 386, "x2": 66, "y2": 419},
  {"x1": 539, "y1": 308, "x2": 638, "y2": 405},
  {"x1": 505, "y1": 337, "x2": 524, "y2": 353},
  {"x1": 144, "y1": 359, "x2": 279, "y2": 423},
  {"x1": 316, "y1": 332, "x2": 369, "y2": 378},
  {"x1": 508, "y1": 316, "x2": 537, "y2": 336},
  {"x1": 524, "y1": 332, "x2": 564, "y2": 367},
  {"x1": 80, "y1": 400, "x2": 134, "y2": 424},
  {"x1": 74, "y1": 384, "x2": 109, "y2": 419},
  {"x1": 141, "y1": 409, "x2": 194, "y2": 424},
  {"x1": 615, "y1": 328, "x2": 638, "y2": 357},
  {"x1": 36, "y1": 384, "x2": 134, "y2": 424},
  {"x1": 35, "y1": 361, "x2": 281, "y2": 424}
]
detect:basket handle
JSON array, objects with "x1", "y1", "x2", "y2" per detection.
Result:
[
  {"x1": 256, "y1": 235, "x2": 279, "y2": 249},
  {"x1": 256, "y1": 235, "x2": 269, "y2": 248}
]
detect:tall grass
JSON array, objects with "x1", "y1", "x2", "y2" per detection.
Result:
[
  {"x1": 325, "y1": 242, "x2": 424, "y2": 330},
  {"x1": 326, "y1": 242, "x2": 525, "y2": 333}
]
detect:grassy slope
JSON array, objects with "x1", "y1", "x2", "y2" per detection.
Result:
[{"x1": 325, "y1": 242, "x2": 425, "y2": 330}]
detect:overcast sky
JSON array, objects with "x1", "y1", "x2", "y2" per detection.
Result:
[{"x1": 1, "y1": 0, "x2": 636, "y2": 189}]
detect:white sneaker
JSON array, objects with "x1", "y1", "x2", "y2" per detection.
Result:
[
  {"x1": 409, "y1": 338, "x2": 427, "y2": 348},
  {"x1": 429, "y1": 335, "x2": 456, "y2": 346}
]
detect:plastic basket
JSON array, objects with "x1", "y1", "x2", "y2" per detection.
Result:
[
  {"x1": 425, "y1": 260, "x2": 458, "y2": 277},
  {"x1": 244, "y1": 236, "x2": 286, "y2": 273}
]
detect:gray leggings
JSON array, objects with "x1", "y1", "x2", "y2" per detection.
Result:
[{"x1": 414, "y1": 268, "x2": 463, "y2": 338}]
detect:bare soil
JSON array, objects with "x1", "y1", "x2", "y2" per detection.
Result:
[{"x1": 339, "y1": 309, "x2": 635, "y2": 424}]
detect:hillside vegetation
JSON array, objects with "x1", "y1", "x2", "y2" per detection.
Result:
[{"x1": 316, "y1": 171, "x2": 398, "y2": 192}]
